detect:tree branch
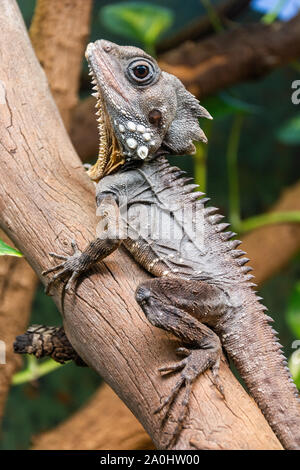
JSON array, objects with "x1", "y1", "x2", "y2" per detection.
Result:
[
  {"x1": 156, "y1": 0, "x2": 251, "y2": 54},
  {"x1": 0, "y1": 0, "x2": 282, "y2": 450},
  {"x1": 32, "y1": 384, "x2": 155, "y2": 450},
  {"x1": 30, "y1": 0, "x2": 92, "y2": 127},
  {"x1": 0, "y1": 0, "x2": 92, "y2": 423},
  {"x1": 159, "y1": 14, "x2": 300, "y2": 97}
]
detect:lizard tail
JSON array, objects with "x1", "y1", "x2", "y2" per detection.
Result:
[{"x1": 220, "y1": 290, "x2": 300, "y2": 450}]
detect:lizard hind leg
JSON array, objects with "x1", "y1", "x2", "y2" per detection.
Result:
[{"x1": 135, "y1": 277, "x2": 224, "y2": 449}]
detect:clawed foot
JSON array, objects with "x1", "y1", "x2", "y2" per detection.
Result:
[
  {"x1": 155, "y1": 346, "x2": 224, "y2": 449},
  {"x1": 42, "y1": 240, "x2": 84, "y2": 295}
]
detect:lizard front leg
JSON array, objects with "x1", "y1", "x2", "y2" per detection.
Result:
[
  {"x1": 135, "y1": 277, "x2": 227, "y2": 449},
  {"x1": 43, "y1": 195, "x2": 122, "y2": 294}
]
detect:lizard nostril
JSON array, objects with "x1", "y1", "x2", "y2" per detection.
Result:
[{"x1": 103, "y1": 44, "x2": 112, "y2": 53}]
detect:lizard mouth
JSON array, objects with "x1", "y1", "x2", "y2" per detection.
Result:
[{"x1": 85, "y1": 46, "x2": 125, "y2": 182}]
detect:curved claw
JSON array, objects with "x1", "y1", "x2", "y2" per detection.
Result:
[
  {"x1": 49, "y1": 252, "x2": 68, "y2": 261},
  {"x1": 155, "y1": 346, "x2": 224, "y2": 448},
  {"x1": 44, "y1": 267, "x2": 69, "y2": 295},
  {"x1": 71, "y1": 240, "x2": 79, "y2": 254},
  {"x1": 64, "y1": 270, "x2": 80, "y2": 292},
  {"x1": 42, "y1": 263, "x2": 66, "y2": 276},
  {"x1": 164, "y1": 380, "x2": 192, "y2": 449},
  {"x1": 176, "y1": 347, "x2": 191, "y2": 358},
  {"x1": 42, "y1": 243, "x2": 83, "y2": 297},
  {"x1": 154, "y1": 377, "x2": 185, "y2": 417},
  {"x1": 158, "y1": 359, "x2": 186, "y2": 375}
]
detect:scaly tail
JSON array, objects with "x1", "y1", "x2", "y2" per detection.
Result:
[{"x1": 220, "y1": 289, "x2": 300, "y2": 449}]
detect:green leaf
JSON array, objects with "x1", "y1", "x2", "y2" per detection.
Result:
[
  {"x1": 277, "y1": 114, "x2": 300, "y2": 145},
  {"x1": 289, "y1": 350, "x2": 300, "y2": 389},
  {"x1": 0, "y1": 239, "x2": 22, "y2": 257},
  {"x1": 202, "y1": 92, "x2": 261, "y2": 119},
  {"x1": 286, "y1": 281, "x2": 300, "y2": 339},
  {"x1": 100, "y1": 2, "x2": 174, "y2": 51}
]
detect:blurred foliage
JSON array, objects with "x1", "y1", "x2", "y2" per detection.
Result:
[
  {"x1": 286, "y1": 281, "x2": 300, "y2": 339},
  {"x1": 0, "y1": 240, "x2": 22, "y2": 257},
  {"x1": 277, "y1": 113, "x2": 300, "y2": 145},
  {"x1": 202, "y1": 92, "x2": 261, "y2": 119},
  {"x1": 100, "y1": 2, "x2": 174, "y2": 54},
  {"x1": 4, "y1": 0, "x2": 299, "y2": 450}
]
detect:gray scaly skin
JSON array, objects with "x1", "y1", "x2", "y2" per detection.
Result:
[{"x1": 41, "y1": 40, "x2": 300, "y2": 449}]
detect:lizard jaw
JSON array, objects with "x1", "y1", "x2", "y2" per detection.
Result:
[{"x1": 86, "y1": 65, "x2": 125, "y2": 182}]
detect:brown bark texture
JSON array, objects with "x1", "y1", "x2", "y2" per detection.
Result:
[
  {"x1": 30, "y1": 0, "x2": 92, "y2": 127},
  {"x1": 0, "y1": 0, "x2": 283, "y2": 450},
  {"x1": 0, "y1": 0, "x2": 92, "y2": 422}
]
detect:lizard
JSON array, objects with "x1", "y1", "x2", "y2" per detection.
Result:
[{"x1": 15, "y1": 39, "x2": 300, "y2": 450}]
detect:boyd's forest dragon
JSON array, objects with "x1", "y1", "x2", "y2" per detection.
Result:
[{"x1": 14, "y1": 40, "x2": 300, "y2": 449}]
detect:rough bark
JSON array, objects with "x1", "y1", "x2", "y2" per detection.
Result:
[
  {"x1": 30, "y1": 0, "x2": 92, "y2": 127},
  {"x1": 0, "y1": 0, "x2": 92, "y2": 423},
  {"x1": 0, "y1": 0, "x2": 283, "y2": 450}
]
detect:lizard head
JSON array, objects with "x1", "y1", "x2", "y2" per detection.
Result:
[{"x1": 85, "y1": 39, "x2": 212, "y2": 181}]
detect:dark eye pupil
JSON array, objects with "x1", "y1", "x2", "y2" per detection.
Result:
[{"x1": 133, "y1": 65, "x2": 149, "y2": 79}]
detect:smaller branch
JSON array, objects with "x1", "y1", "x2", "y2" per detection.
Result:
[
  {"x1": 32, "y1": 383, "x2": 154, "y2": 451},
  {"x1": 156, "y1": 0, "x2": 251, "y2": 53},
  {"x1": 30, "y1": 0, "x2": 92, "y2": 128},
  {"x1": 159, "y1": 14, "x2": 300, "y2": 97}
]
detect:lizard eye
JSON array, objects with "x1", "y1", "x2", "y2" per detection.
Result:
[
  {"x1": 133, "y1": 64, "x2": 149, "y2": 79},
  {"x1": 127, "y1": 59, "x2": 156, "y2": 85}
]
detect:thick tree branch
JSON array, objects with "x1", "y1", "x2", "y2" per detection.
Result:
[
  {"x1": 0, "y1": 0, "x2": 282, "y2": 450},
  {"x1": 0, "y1": 0, "x2": 92, "y2": 423}
]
